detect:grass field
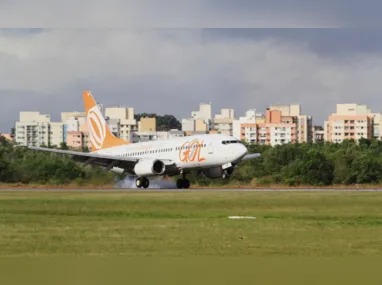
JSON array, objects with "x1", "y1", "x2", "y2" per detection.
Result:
[
  {"x1": 1, "y1": 190, "x2": 382, "y2": 284},
  {"x1": 0, "y1": 190, "x2": 382, "y2": 257}
]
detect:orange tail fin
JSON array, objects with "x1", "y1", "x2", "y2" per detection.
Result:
[{"x1": 83, "y1": 91, "x2": 130, "y2": 151}]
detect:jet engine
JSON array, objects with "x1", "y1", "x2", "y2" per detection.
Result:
[
  {"x1": 202, "y1": 166, "x2": 234, "y2": 179},
  {"x1": 134, "y1": 159, "x2": 166, "y2": 177}
]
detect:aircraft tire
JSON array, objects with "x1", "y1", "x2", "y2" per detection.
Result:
[
  {"x1": 183, "y1": 179, "x2": 191, "y2": 189},
  {"x1": 142, "y1": 177, "x2": 150, "y2": 189},
  {"x1": 136, "y1": 177, "x2": 143, "y2": 188},
  {"x1": 177, "y1": 178, "x2": 191, "y2": 189}
]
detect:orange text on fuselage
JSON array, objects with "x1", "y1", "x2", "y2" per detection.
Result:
[{"x1": 179, "y1": 140, "x2": 206, "y2": 163}]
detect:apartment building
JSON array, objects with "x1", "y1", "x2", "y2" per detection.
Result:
[
  {"x1": 15, "y1": 112, "x2": 60, "y2": 147},
  {"x1": 213, "y1": 108, "x2": 235, "y2": 136},
  {"x1": 131, "y1": 130, "x2": 184, "y2": 143},
  {"x1": 138, "y1": 117, "x2": 156, "y2": 132},
  {"x1": 233, "y1": 105, "x2": 312, "y2": 146},
  {"x1": 181, "y1": 118, "x2": 208, "y2": 132},
  {"x1": 63, "y1": 112, "x2": 90, "y2": 150},
  {"x1": 182, "y1": 102, "x2": 212, "y2": 132},
  {"x1": 372, "y1": 113, "x2": 382, "y2": 139},
  {"x1": 260, "y1": 109, "x2": 297, "y2": 145},
  {"x1": 61, "y1": 112, "x2": 85, "y2": 122},
  {"x1": 233, "y1": 110, "x2": 258, "y2": 143},
  {"x1": 324, "y1": 104, "x2": 374, "y2": 143},
  {"x1": 66, "y1": 131, "x2": 84, "y2": 149},
  {"x1": 270, "y1": 104, "x2": 312, "y2": 143},
  {"x1": 49, "y1": 122, "x2": 65, "y2": 147},
  {"x1": 106, "y1": 118, "x2": 120, "y2": 137},
  {"x1": 104, "y1": 107, "x2": 137, "y2": 141},
  {"x1": 270, "y1": 104, "x2": 301, "y2": 116},
  {"x1": 192, "y1": 102, "x2": 212, "y2": 121},
  {"x1": 313, "y1": 126, "x2": 325, "y2": 143}
]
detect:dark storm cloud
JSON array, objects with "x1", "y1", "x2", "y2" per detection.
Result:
[
  {"x1": 2, "y1": 28, "x2": 382, "y2": 133},
  {"x1": 2, "y1": 0, "x2": 382, "y2": 28},
  {"x1": 0, "y1": 0, "x2": 337, "y2": 28},
  {"x1": 204, "y1": 28, "x2": 382, "y2": 55}
]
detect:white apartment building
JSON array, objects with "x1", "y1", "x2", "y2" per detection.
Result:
[
  {"x1": 269, "y1": 126, "x2": 294, "y2": 145},
  {"x1": 213, "y1": 108, "x2": 235, "y2": 136},
  {"x1": 233, "y1": 110, "x2": 258, "y2": 143},
  {"x1": 49, "y1": 122, "x2": 65, "y2": 147},
  {"x1": 336, "y1": 104, "x2": 371, "y2": 115},
  {"x1": 270, "y1": 104, "x2": 312, "y2": 143},
  {"x1": 130, "y1": 130, "x2": 184, "y2": 143},
  {"x1": 104, "y1": 107, "x2": 137, "y2": 142},
  {"x1": 61, "y1": 112, "x2": 86, "y2": 123},
  {"x1": 324, "y1": 104, "x2": 374, "y2": 143},
  {"x1": 183, "y1": 102, "x2": 212, "y2": 132},
  {"x1": 181, "y1": 119, "x2": 195, "y2": 132},
  {"x1": 106, "y1": 118, "x2": 121, "y2": 137},
  {"x1": 373, "y1": 113, "x2": 382, "y2": 139},
  {"x1": 313, "y1": 126, "x2": 325, "y2": 142},
  {"x1": 62, "y1": 112, "x2": 89, "y2": 149},
  {"x1": 270, "y1": 104, "x2": 301, "y2": 116},
  {"x1": 192, "y1": 102, "x2": 212, "y2": 120},
  {"x1": 233, "y1": 106, "x2": 313, "y2": 146},
  {"x1": 15, "y1": 112, "x2": 64, "y2": 147}
]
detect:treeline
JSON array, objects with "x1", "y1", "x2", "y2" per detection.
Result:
[
  {"x1": 195, "y1": 138, "x2": 382, "y2": 187},
  {"x1": 2, "y1": 135, "x2": 382, "y2": 187},
  {"x1": 0, "y1": 137, "x2": 114, "y2": 186}
]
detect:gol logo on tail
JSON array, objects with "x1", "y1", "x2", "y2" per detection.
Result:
[
  {"x1": 87, "y1": 106, "x2": 107, "y2": 150},
  {"x1": 179, "y1": 140, "x2": 206, "y2": 163}
]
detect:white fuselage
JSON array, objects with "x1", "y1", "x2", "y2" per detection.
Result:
[{"x1": 95, "y1": 134, "x2": 248, "y2": 173}]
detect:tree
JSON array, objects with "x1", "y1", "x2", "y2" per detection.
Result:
[
  {"x1": 135, "y1": 113, "x2": 182, "y2": 131},
  {"x1": 280, "y1": 149, "x2": 333, "y2": 186},
  {"x1": 332, "y1": 154, "x2": 356, "y2": 185},
  {"x1": 0, "y1": 136, "x2": 10, "y2": 147},
  {"x1": 351, "y1": 155, "x2": 382, "y2": 184},
  {"x1": 60, "y1": 142, "x2": 69, "y2": 150}
]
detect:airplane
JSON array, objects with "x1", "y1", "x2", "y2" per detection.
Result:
[{"x1": 28, "y1": 91, "x2": 261, "y2": 189}]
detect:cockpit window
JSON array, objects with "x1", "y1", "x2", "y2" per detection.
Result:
[{"x1": 222, "y1": 140, "x2": 242, "y2": 145}]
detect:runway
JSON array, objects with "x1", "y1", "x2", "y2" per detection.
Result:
[{"x1": 1, "y1": 188, "x2": 382, "y2": 192}]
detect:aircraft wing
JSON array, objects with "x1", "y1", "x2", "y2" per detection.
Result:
[
  {"x1": 28, "y1": 146, "x2": 176, "y2": 173},
  {"x1": 28, "y1": 146, "x2": 140, "y2": 171},
  {"x1": 241, "y1": 153, "x2": 261, "y2": 161}
]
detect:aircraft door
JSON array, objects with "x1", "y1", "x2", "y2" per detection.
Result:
[{"x1": 208, "y1": 142, "x2": 214, "y2": 154}]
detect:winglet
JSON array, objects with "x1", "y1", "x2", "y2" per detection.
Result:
[{"x1": 82, "y1": 91, "x2": 130, "y2": 152}]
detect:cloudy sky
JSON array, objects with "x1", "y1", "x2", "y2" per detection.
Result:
[{"x1": 1, "y1": 1, "x2": 382, "y2": 132}]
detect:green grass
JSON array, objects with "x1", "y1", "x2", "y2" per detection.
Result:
[{"x1": 0, "y1": 191, "x2": 382, "y2": 258}]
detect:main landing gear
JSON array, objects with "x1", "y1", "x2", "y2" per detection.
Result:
[
  {"x1": 176, "y1": 178, "x2": 190, "y2": 189},
  {"x1": 176, "y1": 173, "x2": 191, "y2": 189},
  {"x1": 136, "y1": 177, "x2": 149, "y2": 189},
  {"x1": 135, "y1": 175, "x2": 190, "y2": 189}
]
